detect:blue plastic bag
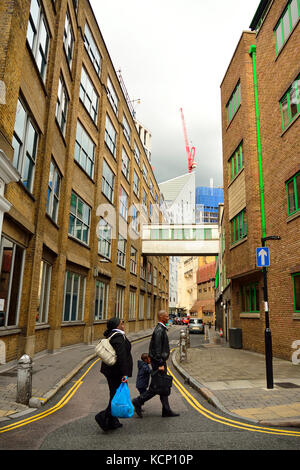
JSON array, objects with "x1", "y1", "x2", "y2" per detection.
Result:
[{"x1": 111, "y1": 382, "x2": 134, "y2": 418}]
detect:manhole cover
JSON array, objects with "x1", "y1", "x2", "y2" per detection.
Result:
[{"x1": 275, "y1": 382, "x2": 300, "y2": 389}]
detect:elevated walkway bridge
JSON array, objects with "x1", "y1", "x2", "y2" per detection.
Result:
[{"x1": 142, "y1": 224, "x2": 219, "y2": 256}]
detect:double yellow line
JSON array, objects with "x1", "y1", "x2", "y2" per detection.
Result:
[
  {"x1": 0, "y1": 358, "x2": 100, "y2": 434},
  {"x1": 167, "y1": 364, "x2": 300, "y2": 438}
]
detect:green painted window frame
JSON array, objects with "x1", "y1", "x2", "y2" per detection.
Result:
[
  {"x1": 241, "y1": 282, "x2": 260, "y2": 313},
  {"x1": 274, "y1": 0, "x2": 300, "y2": 54},
  {"x1": 230, "y1": 209, "x2": 247, "y2": 245},
  {"x1": 226, "y1": 81, "x2": 241, "y2": 125},
  {"x1": 286, "y1": 171, "x2": 300, "y2": 215},
  {"x1": 292, "y1": 273, "x2": 300, "y2": 312},
  {"x1": 280, "y1": 75, "x2": 300, "y2": 130},
  {"x1": 228, "y1": 142, "x2": 244, "y2": 183}
]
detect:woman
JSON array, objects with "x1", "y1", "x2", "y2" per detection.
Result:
[{"x1": 95, "y1": 317, "x2": 133, "y2": 431}]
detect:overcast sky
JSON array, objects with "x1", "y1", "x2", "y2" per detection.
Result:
[{"x1": 90, "y1": 0, "x2": 260, "y2": 188}]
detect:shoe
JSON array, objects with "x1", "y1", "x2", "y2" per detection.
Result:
[
  {"x1": 95, "y1": 413, "x2": 111, "y2": 431},
  {"x1": 132, "y1": 398, "x2": 143, "y2": 418},
  {"x1": 162, "y1": 410, "x2": 180, "y2": 417}
]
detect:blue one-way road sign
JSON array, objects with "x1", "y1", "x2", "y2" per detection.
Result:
[{"x1": 256, "y1": 247, "x2": 270, "y2": 267}]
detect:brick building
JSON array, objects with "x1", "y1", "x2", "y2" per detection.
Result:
[
  {"x1": 0, "y1": 0, "x2": 169, "y2": 363},
  {"x1": 220, "y1": 0, "x2": 300, "y2": 360}
]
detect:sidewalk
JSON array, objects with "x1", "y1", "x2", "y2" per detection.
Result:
[
  {"x1": 172, "y1": 328, "x2": 300, "y2": 428},
  {"x1": 0, "y1": 327, "x2": 155, "y2": 423}
]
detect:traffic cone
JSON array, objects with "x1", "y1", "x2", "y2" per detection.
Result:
[{"x1": 220, "y1": 328, "x2": 224, "y2": 338}]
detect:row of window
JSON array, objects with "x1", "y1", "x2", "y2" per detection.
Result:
[
  {"x1": 274, "y1": 0, "x2": 299, "y2": 54},
  {"x1": 240, "y1": 276, "x2": 300, "y2": 314},
  {"x1": 0, "y1": 236, "x2": 163, "y2": 327}
]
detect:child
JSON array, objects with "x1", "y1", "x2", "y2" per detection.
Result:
[{"x1": 136, "y1": 353, "x2": 151, "y2": 395}]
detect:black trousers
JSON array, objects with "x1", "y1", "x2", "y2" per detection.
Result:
[
  {"x1": 96, "y1": 374, "x2": 122, "y2": 425},
  {"x1": 138, "y1": 363, "x2": 171, "y2": 412}
]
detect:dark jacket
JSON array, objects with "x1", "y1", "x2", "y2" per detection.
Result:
[
  {"x1": 149, "y1": 323, "x2": 170, "y2": 368},
  {"x1": 136, "y1": 360, "x2": 151, "y2": 390},
  {"x1": 100, "y1": 331, "x2": 133, "y2": 378}
]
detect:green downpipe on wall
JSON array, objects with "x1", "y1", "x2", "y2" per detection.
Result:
[{"x1": 249, "y1": 44, "x2": 266, "y2": 239}]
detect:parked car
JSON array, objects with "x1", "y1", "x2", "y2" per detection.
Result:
[
  {"x1": 188, "y1": 318, "x2": 204, "y2": 334},
  {"x1": 182, "y1": 317, "x2": 189, "y2": 325}
]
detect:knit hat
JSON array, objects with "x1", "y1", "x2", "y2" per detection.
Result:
[{"x1": 104, "y1": 317, "x2": 121, "y2": 337}]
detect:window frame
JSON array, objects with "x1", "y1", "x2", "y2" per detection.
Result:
[
  {"x1": 240, "y1": 282, "x2": 260, "y2": 313},
  {"x1": 292, "y1": 272, "x2": 300, "y2": 313},
  {"x1": 12, "y1": 98, "x2": 39, "y2": 193},
  {"x1": 56, "y1": 75, "x2": 69, "y2": 137},
  {"x1": 102, "y1": 160, "x2": 115, "y2": 203},
  {"x1": 115, "y1": 285, "x2": 125, "y2": 319},
  {"x1": 79, "y1": 66, "x2": 99, "y2": 124},
  {"x1": 68, "y1": 192, "x2": 91, "y2": 245},
  {"x1": 230, "y1": 209, "x2": 247, "y2": 245},
  {"x1": 98, "y1": 218, "x2": 112, "y2": 260},
  {"x1": 228, "y1": 142, "x2": 244, "y2": 183},
  {"x1": 280, "y1": 76, "x2": 300, "y2": 130},
  {"x1": 62, "y1": 271, "x2": 86, "y2": 322},
  {"x1": 83, "y1": 22, "x2": 101, "y2": 76},
  {"x1": 74, "y1": 120, "x2": 95, "y2": 179},
  {"x1": 107, "y1": 76, "x2": 119, "y2": 116},
  {"x1": 26, "y1": 0, "x2": 50, "y2": 82},
  {"x1": 36, "y1": 260, "x2": 52, "y2": 324},
  {"x1": 63, "y1": 8, "x2": 75, "y2": 68},
  {"x1": 46, "y1": 159, "x2": 61, "y2": 223},
  {"x1": 117, "y1": 234, "x2": 127, "y2": 268},
  {"x1": 226, "y1": 81, "x2": 241, "y2": 125},
  {"x1": 286, "y1": 171, "x2": 300, "y2": 215},
  {"x1": 94, "y1": 280, "x2": 109, "y2": 321},
  {"x1": 274, "y1": 0, "x2": 300, "y2": 55},
  {"x1": 105, "y1": 114, "x2": 117, "y2": 157}
]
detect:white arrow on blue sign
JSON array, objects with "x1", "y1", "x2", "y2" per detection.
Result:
[{"x1": 256, "y1": 247, "x2": 270, "y2": 267}]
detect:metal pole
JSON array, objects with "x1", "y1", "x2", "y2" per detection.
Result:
[
  {"x1": 262, "y1": 238, "x2": 273, "y2": 389},
  {"x1": 186, "y1": 326, "x2": 190, "y2": 348},
  {"x1": 16, "y1": 354, "x2": 32, "y2": 405},
  {"x1": 179, "y1": 329, "x2": 187, "y2": 363}
]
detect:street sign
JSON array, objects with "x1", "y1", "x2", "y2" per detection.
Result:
[{"x1": 256, "y1": 247, "x2": 270, "y2": 267}]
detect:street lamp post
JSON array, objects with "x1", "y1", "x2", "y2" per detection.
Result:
[{"x1": 261, "y1": 235, "x2": 280, "y2": 389}]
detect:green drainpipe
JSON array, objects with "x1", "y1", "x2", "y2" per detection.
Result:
[{"x1": 249, "y1": 44, "x2": 266, "y2": 239}]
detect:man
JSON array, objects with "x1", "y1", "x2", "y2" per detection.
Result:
[{"x1": 132, "y1": 310, "x2": 179, "y2": 418}]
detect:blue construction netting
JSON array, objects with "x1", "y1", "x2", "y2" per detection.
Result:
[{"x1": 195, "y1": 187, "x2": 224, "y2": 213}]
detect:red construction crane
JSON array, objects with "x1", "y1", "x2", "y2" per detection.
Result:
[{"x1": 180, "y1": 108, "x2": 197, "y2": 173}]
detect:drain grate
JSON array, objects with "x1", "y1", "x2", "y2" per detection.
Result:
[{"x1": 275, "y1": 382, "x2": 300, "y2": 389}]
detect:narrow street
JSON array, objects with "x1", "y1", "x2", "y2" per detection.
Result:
[{"x1": 1, "y1": 326, "x2": 300, "y2": 453}]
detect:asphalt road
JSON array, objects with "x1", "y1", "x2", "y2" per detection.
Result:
[{"x1": 1, "y1": 326, "x2": 300, "y2": 454}]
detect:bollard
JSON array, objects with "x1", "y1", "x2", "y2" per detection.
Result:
[
  {"x1": 16, "y1": 354, "x2": 32, "y2": 405},
  {"x1": 179, "y1": 329, "x2": 187, "y2": 363},
  {"x1": 186, "y1": 326, "x2": 190, "y2": 348}
]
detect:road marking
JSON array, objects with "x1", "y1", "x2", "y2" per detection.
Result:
[
  {"x1": 167, "y1": 362, "x2": 300, "y2": 437},
  {"x1": 1, "y1": 338, "x2": 300, "y2": 438}
]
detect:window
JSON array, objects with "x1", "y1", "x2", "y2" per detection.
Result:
[
  {"x1": 147, "y1": 262, "x2": 152, "y2": 283},
  {"x1": 274, "y1": 0, "x2": 300, "y2": 54},
  {"x1": 80, "y1": 67, "x2": 99, "y2": 124},
  {"x1": 47, "y1": 159, "x2": 61, "y2": 223},
  {"x1": 241, "y1": 283, "x2": 260, "y2": 313},
  {"x1": 230, "y1": 209, "x2": 247, "y2": 244},
  {"x1": 94, "y1": 281, "x2": 109, "y2": 321},
  {"x1": 63, "y1": 9, "x2": 74, "y2": 67},
  {"x1": 133, "y1": 171, "x2": 140, "y2": 197},
  {"x1": 120, "y1": 186, "x2": 128, "y2": 221},
  {"x1": 74, "y1": 121, "x2": 95, "y2": 179},
  {"x1": 129, "y1": 290, "x2": 136, "y2": 320},
  {"x1": 107, "y1": 77, "x2": 119, "y2": 115},
  {"x1": 139, "y1": 292, "x2": 145, "y2": 319},
  {"x1": 84, "y1": 23, "x2": 101, "y2": 75},
  {"x1": 280, "y1": 76, "x2": 300, "y2": 130},
  {"x1": 68, "y1": 192, "x2": 91, "y2": 245},
  {"x1": 142, "y1": 162, "x2": 148, "y2": 182},
  {"x1": 142, "y1": 189, "x2": 147, "y2": 212},
  {"x1": 134, "y1": 141, "x2": 140, "y2": 164},
  {"x1": 228, "y1": 142, "x2": 244, "y2": 183},
  {"x1": 117, "y1": 235, "x2": 127, "y2": 268},
  {"x1": 102, "y1": 160, "x2": 115, "y2": 203},
  {"x1": 37, "y1": 260, "x2": 52, "y2": 324},
  {"x1": 226, "y1": 81, "x2": 241, "y2": 125},
  {"x1": 204, "y1": 228, "x2": 212, "y2": 240},
  {"x1": 56, "y1": 75, "x2": 69, "y2": 136},
  {"x1": 140, "y1": 256, "x2": 146, "y2": 280},
  {"x1": 115, "y1": 286, "x2": 125, "y2": 318},
  {"x1": 292, "y1": 273, "x2": 300, "y2": 312},
  {"x1": 26, "y1": 0, "x2": 50, "y2": 81},
  {"x1": 131, "y1": 205, "x2": 139, "y2": 233},
  {"x1": 123, "y1": 115, "x2": 131, "y2": 143},
  {"x1": 63, "y1": 271, "x2": 86, "y2": 322},
  {"x1": 147, "y1": 296, "x2": 151, "y2": 319},
  {"x1": 286, "y1": 171, "x2": 300, "y2": 215},
  {"x1": 149, "y1": 179, "x2": 154, "y2": 196},
  {"x1": 98, "y1": 219, "x2": 112, "y2": 259},
  {"x1": 0, "y1": 237, "x2": 25, "y2": 328},
  {"x1": 153, "y1": 267, "x2": 157, "y2": 287},
  {"x1": 12, "y1": 98, "x2": 39, "y2": 192},
  {"x1": 105, "y1": 114, "x2": 117, "y2": 157},
  {"x1": 121, "y1": 147, "x2": 130, "y2": 180},
  {"x1": 130, "y1": 246, "x2": 137, "y2": 274}
]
